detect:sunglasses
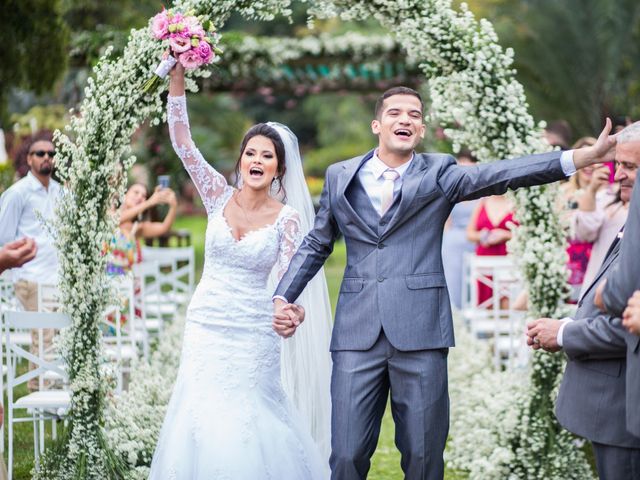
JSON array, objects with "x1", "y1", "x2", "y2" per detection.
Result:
[{"x1": 29, "y1": 150, "x2": 56, "y2": 158}]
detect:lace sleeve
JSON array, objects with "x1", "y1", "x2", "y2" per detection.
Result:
[
  {"x1": 167, "y1": 95, "x2": 231, "y2": 214},
  {"x1": 277, "y1": 208, "x2": 303, "y2": 281}
]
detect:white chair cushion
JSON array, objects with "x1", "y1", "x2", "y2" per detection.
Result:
[{"x1": 14, "y1": 390, "x2": 70, "y2": 409}]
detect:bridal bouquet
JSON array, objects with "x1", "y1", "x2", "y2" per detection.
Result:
[{"x1": 141, "y1": 8, "x2": 223, "y2": 93}]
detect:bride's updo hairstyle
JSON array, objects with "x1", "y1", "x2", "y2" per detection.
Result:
[{"x1": 235, "y1": 123, "x2": 287, "y2": 197}]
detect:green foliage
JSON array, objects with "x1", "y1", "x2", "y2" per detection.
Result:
[
  {"x1": 10, "y1": 105, "x2": 68, "y2": 137},
  {"x1": 472, "y1": 0, "x2": 640, "y2": 137},
  {"x1": 304, "y1": 142, "x2": 370, "y2": 176},
  {"x1": 0, "y1": 162, "x2": 15, "y2": 194},
  {"x1": 0, "y1": 0, "x2": 69, "y2": 126}
]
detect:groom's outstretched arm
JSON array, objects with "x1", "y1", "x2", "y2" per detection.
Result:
[
  {"x1": 440, "y1": 119, "x2": 616, "y2": 204},
  {"x1": 275, "y1": 166, "x2": 340, "y2": 304}
]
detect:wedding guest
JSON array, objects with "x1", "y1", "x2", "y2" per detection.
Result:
[
  {"x1": 592, "y1": 127, "x2": 640, "y2": 442},
  {"x1": 466, "y1": 194, "x2": 518, "y2": 308},
  {"x1": 595, "y1": 132, "x2": 640, "y2": 319},
  {"x1": 106, "y1": 183, "x2": 177, "y2": 275},
  {"x1": 560, "y1": 137, "x2": 597, "y2": 301},
  {"x1": 571, "y1": 160, "x2": 627, "y2": 295},
  {"x1": 442, "y1": 150, "x2": 478, "y2": 309},
  {"x1": 0, "y1": 137, "x2": 62, "y2": 391}
]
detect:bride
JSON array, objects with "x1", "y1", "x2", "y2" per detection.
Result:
[{"x1": 148, "y1": 60, "x2": 333, "y2": 478}]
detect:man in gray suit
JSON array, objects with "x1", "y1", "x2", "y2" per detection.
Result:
[
  {"x1": 273, "y1": 86, "x2": 616, "y2": 479},
  {"x1": 592, "y1": 123, "x2": 640, "y2": 441},
  {"x1": 527, "y1": 124, "x2": 640, "y2": 479},
  {"x1": 596, "y1": 123, "x2": 640, "y2": 316}
]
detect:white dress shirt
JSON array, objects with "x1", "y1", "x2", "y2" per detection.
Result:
[
  {"x1": 0, "y1": 172, "x2": 61, "y2": 284},
  {"x1": 358, "y1": 150, "x2": 413, "y2": 215}
]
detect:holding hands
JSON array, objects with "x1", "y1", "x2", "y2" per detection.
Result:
[
  {"x1": 272, "y1": 299, "x2": 305, "y2": 338},
  {"x1": 622, "y1": 291, "x2": 640, "y2": 335},
  {"x1": 525, "y1": 318, "x2": 562, "y2": 353}
]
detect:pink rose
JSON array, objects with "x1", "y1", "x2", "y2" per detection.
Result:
[
  {"x1": 183, "y1": 16, "x2": 205, "y2": 38},
  {"x1": 151, "y1": 12, "x2": 169, "y2": 39},
  {"x1": 170, "y1": 12, "x2": 184, "y2": 24},
  {"x1": 169, "y1": 34, "x2": 192, "y2": 53},
  {"x1": 178, "y1": 50, "x2": 203, "y2": 70},
  {"x1": 195, "y1": 40, "x2": 213, "y2": 63}
]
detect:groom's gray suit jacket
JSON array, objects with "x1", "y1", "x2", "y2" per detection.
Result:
[
  {"x1": 276, "y1": 149, "x2": 565, "y2": 351},
  {"x1": 555, "y1": 236, "x2": 640, "y2": 448}
]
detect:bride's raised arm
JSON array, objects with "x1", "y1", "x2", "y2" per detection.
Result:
[{"x1": 167, "y1": 61, "x2": 231, "y2": 214}]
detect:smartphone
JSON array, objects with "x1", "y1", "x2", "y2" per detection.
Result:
[
  {"x1": 157, "y1": 175, "x2": 170, "y2": 189},
  {"x1": 605, "y1": 162, "x2": 615, "y2": 184}
]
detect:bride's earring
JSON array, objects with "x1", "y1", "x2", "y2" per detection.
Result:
[{"x1": 271, "y1": 176, "x2": 282, "y2": 196}]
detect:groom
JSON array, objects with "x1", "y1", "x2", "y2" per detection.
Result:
[{"x1": 273, "y1": 86, "x2": 616, "y2": 479}]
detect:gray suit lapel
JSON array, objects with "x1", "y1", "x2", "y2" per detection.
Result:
[
  {"x1": 381, "y1": 154, "x2": 429, "y2": 238},
  {"x1": 337, "y1": 150, "x2": 378, "y2": 239},
  {"x1": 579, "y1": 238, "x2": 622, "y2": 304}
]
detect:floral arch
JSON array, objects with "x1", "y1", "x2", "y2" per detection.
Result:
[{"x1": 40, "y1": 1, "x2": 592, "y2": 479}]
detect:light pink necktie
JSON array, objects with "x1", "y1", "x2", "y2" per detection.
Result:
[{"x1": 380, "y1": 169, "x2": 400, "y2": 214}]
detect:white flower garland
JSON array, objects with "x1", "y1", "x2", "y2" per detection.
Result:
[{"x1": 38, "y1": 0, "x2": 592, "y2": 478}]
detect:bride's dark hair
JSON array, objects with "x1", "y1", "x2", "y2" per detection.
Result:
[{"x1": 234, "y1": 124, "x2": 287, "y2": 197}]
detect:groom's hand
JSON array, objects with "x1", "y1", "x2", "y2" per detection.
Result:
[
  {"x1": 272, "y1": 299, "x2": 301, "y2": 338},
  {"x1": 573, "y1": 118, "x2": 617, "y2": 168}
]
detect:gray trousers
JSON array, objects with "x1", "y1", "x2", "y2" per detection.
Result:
[
  {"x1": 330, "y1": 331, "x2": 449, "y2": 480},
  {"x1": 592, "y1": 442, "x2": 640, "y2": 480}
]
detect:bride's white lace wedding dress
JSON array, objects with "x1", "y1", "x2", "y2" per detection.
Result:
[{"x1": 148, "y1": 95, "x2": 327, "y2": 479}]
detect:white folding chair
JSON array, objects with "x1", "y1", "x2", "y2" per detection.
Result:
[
  {"x1": 141, "y1": 246, "x2": 195, "y2": 306},
  {"x1": 101, "y1": 276, "x2": 147, "y2": 393},
  {"x1": 133, "y1": 261, "x2": 165, "y2": 335},
  {"x1": 5, "y1": 311, "x2": 70, "y2": 479},
  {"x1": 462, "y1": 254, "x2": 516, "y2": 336},
  {"x1": 490, "y1": 268, "x2": 528, "y2": 369}
]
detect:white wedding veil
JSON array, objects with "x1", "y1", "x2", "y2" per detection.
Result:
[{"x1": 266, "y1": 122, "x2": 333, "y2": 463}]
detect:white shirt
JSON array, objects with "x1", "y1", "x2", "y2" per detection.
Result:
[
  {"x1": 0, "y1": 172, "x2": 62, "y2": 284},
  {"x1": 358, "y1": 150, "x2": 413, "y2": 215}
]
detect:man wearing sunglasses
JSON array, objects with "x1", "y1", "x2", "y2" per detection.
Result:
[{"x1": 0, "y1": 137, "x2": 62, "y2": 391}]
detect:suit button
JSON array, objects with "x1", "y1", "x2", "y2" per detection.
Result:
[
  {"x1": 377, "y1": 276, "x2": 385, "y2": 282},
  {"x1": 380, "y1": 220, "x2": 387, "y2": 226},
  {"x1": 377, "y1": 243, "x2": 385, "y2": 249}
]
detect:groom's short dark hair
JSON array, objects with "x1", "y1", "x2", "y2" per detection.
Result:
[{"x1": 375, "y1": 86, "x2": 423, "y2": 119}]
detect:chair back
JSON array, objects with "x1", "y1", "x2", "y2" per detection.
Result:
[
  {"x1": 4, "y1": 311, "x2": 69, "y2": 393},
  {"x1": 140, "y1": 246, "x2": 195, "y2": 303}
]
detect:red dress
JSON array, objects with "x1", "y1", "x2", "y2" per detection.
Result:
[{"x1": 474, "y1": 202, "x2": 518, "y2": 306}]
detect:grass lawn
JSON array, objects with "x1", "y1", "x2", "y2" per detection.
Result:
[{"x1": 6, "y1": 215, "x2": 465, "y2": 479}]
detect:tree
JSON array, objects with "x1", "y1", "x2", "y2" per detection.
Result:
[
  {"x1": 0, "y1": 0, "x2": 69, "y2": 126},
  {"x1": 468, "y1": 0, "x2": 640, "y2": 137}
]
